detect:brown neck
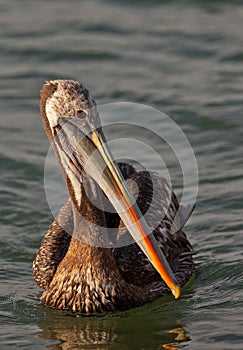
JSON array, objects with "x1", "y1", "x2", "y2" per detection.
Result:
[{"x1": 70, "y1": 175, "x2": 118, "y2": 248}]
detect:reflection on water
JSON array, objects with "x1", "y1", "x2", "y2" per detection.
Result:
[
  {"x1": 39, "y1": 316, "x2": 118, "y2": 350},
  {"x1": 38, "y1": 317, "x2": 117, "y2": 349},
  {"x1": 37, "y1": 311, "x2": 191, "y2": 349},
  {"x1": 163, "y1": 328, "x2": 191, "y2": 349}
]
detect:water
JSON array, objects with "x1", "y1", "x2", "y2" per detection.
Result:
[{"x1": 1, "y1": 0, "x2": 243, "y2": 349}]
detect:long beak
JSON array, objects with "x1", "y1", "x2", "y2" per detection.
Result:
[{"x1": 56, "y1": 117, "x2": 181, "y2": 299}]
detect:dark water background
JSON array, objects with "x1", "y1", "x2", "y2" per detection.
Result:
[{"x1": 1, "y1": 0, "x2": 243, "y2": 349}]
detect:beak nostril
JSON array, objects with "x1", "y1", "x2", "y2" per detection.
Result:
[{"x1": 53, "y1": 124, "x2": 62, "y2": 134}]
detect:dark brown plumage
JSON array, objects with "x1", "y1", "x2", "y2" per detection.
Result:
[{"x1": 33, "y1": 80, "x2": 194, "y2": 313}]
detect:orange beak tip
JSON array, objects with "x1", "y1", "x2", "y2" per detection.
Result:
[{"x1": 172, "y1": 285, "x2": 181, "y2": 299}]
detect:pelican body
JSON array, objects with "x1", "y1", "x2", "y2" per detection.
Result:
[{"x1": 33, "y1": 80, "x2": 194, "y2": 313}]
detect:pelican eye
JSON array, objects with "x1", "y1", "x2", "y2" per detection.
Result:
[{"x1": 76, "y1": 110, "x2": 86, "y2": 119}]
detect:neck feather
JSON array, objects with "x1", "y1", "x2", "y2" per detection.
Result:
[{"x1": 70, "y1": 176, "x2": 118, "y2": 248}]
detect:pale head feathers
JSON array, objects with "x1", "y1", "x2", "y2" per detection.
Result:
[{"x1": 40, "y1": 79, "x2": 99, "y2": 136}]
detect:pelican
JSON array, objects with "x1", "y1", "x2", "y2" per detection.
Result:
[{"x1": 33, "y1": 80, "x2": 194, "y2": 313}]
